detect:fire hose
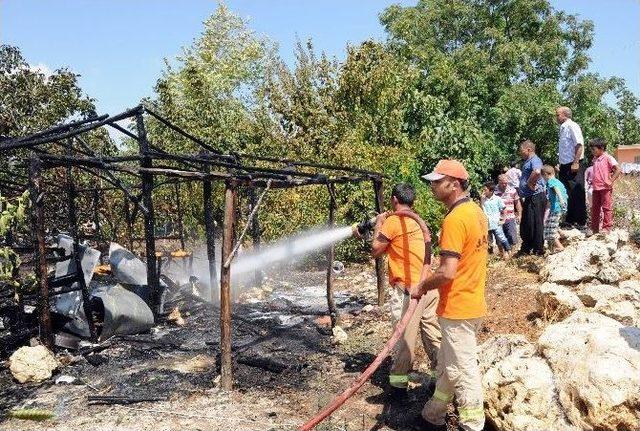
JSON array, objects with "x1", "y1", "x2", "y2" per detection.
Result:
[{"x1": 298, "y1": 210, "x2": 431, "y2": 431}]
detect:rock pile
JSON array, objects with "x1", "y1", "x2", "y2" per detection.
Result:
[
  {"x1": 482, "y1": 229, "x2": 640, "y2": 431},
  {"x1": 537, "y1": 230, "x2": 640, "y2": 326}
]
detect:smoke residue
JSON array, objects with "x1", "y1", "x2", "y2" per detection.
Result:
[
  {"x1": 160, "y1": 225, "x2": 354, "y2": 302},
  {"x1": 232, "y1": 225, "x2": 353, "y2": 275}
]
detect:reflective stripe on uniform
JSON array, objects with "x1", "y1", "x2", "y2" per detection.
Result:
[
  {"x1": 458, "y1": 407, "x2": 484, "y2": 422},
  {"x1": 389, "y1": 374, "x2": 408, "y2": 387},
  {"x1": 432, "y1": 387, "x2": 453, "y2": 402}
]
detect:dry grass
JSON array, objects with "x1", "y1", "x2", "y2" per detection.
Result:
[{"x1": 614, "y1": 175, "x2": 640, "y2": 232}]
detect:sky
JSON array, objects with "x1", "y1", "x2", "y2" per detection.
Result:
[{"x1": 1, "y1": 0, "x2": 639, "y2": 117}]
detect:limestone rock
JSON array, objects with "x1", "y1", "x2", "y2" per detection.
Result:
[
  {"x1": 480, "y1": 334, "x2": 535, "y2": 369},
  {"x1": 167, "y1": 307, "x2": 185, "y2": 326},
  {"x1": 610, "y1": 247, "x2": 640, "y2": 279},
  {"x1": 538, "y1": 311, "x2": 640, "y2": 431},
  {"x1": 595, "y1": 300, "x2": 637, "y2": 326},
  {"x1": 9, "y1": 346, "x2": 59, "y2": 383},
  {"x1": 605, "y1": 229, "x2": 630, "y2": 247},
  {"x1": 577, "y1": 282, "x2": 640, "y2": 326},
  {"x1": 576, "y1": 284, "x2": 616, "y2": 307},
  {"x1": 541, "y1": 241, "x2": 610, "y2": 284},
  {"x1": 481, "y1": 335, "x2": 577, "y2": 431},
  {"x1": 594, "y1": 285, "x2": 640, "y2": 327},
  {"x1": 536, "y1": 282, "x2": 583, "y2": 321},
  {"x1": 331, "y1": 326, "x2": 348, "y2": 344},
  {"x1": 559, "y1": 228, "x2": 586, "y2": 242},
  {"x1": 620, "y1": 279, "x2": 640, "y2": 293},
  {"x1": 596, "y1": 266, "x2": 621, "y2": 284},
  {"x1": 362, "y1": 304, "x2": 375, "y2": 313}
]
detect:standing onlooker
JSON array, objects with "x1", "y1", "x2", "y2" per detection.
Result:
[
  {"x1": 495, "y1": 174, "x2": 522, "y2": 250},
  {"x1": 517, "y1": 139, "x2": 546, "y2": 256},
  {"x1": 585, "y1": 165, "x2": 594, "y2": 209},
  {"x1": 481, "y1": 181, "x2": 511, "y2": 259},
  {"x1": 505, "y1": 162, "x2": 522, "y2": 190},
  {"x1": 414, "y1": 159, "x2": 488, "y2": 431},
  {"x1": 556, "y1": 106, "x2": 587, "y2": 228},
  {"x1": 589, "y1": 138, "x2": 621, "y2": 233},
  {"x1": 542, "y1": 165, "x2": 568, "y2": 253}
]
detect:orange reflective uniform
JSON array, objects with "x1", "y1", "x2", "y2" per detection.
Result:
[
  {"x1": 437, "y1": 198, "x2": 488, "y2": 319},
  {"x1": 378, "y1": 215, "x2": 425, "y2": 288}
]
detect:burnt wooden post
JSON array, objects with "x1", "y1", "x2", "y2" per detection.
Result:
[
  {"x1": 326, "y1": 183, "x2": 339, "y2": 327},
  {"x1": 28, "y1": 156, "x2": 53, "y2": 348},
  {"x1": 219, "y1": 180, "x2": 237, "y2": 390},
  {"x1": 247, "y1": 185, "x2": 263, "y2": 288},
  {"x1": 92, "y1": 187, "x2": 101, "y2": 242},
  {"x1": 202, "y1": 161, "x2": 218, "y2": 302},
  {"x1": 373, "y1": 178, "x2": 385, "y2": 306},
  {"x1": 135, "y1": 110, "x2": 159, "y2": 317},
  {"x1": 123, "y1": 195, "x2": 134, "y2": 251},
  {"x1": 66, "y1": 140, "x2": 98, "y2": 341}
]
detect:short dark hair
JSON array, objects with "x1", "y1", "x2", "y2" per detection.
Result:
[
  {"x1": 589, "y1": 137, "x2": 606, "y2": 150},
  {"x1": 391, "y1": 183, "x2": 416, "y2": 206},
  {"x1": 459, "y1": 179, "x2": 469, "y2": 191},
  {"x1": 483, "y1": 181, "x2": 496, "y2": 192}
]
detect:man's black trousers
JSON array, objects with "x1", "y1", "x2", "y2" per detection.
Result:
[
  {"x1": 559, "y1": 162, "x2": 587, "y2": 227},
  {"x1": 519, "y1": 193, "x2": 546, "y2": 255}
]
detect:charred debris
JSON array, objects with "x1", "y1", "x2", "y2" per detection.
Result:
[{"x1": 0, "y1": 105, "x2": 385, "y2": 393}]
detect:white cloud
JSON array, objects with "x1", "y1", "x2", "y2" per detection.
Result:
[{"x1": 27, "y1": 63, "x2": 53, "y2": 79}]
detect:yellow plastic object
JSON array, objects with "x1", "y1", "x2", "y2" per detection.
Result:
[
  {"x1": 170, "y1": 249, "x2": 191, "y2": 258},
  {"x1": 93, "y1": 264, "x2": 111, "y2": 276}
]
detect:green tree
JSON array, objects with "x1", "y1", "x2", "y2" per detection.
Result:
[
  {"x1": 137, "y1": 0, "x2": 640, "y2": 262},
  {"x1": 148, "y1": 3, "x2": 278, "y2": 154},
  {"x1": 615, "y1": 85, "x2": 640, "y2": 147},
  {"x1": 0, "y1": 45, "x2": 96, "y2": 137},
  {"x1": 379, "y1": 0, "x2": 638, "y2": 172}
]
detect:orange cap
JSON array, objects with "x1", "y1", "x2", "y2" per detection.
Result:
[{"x1": 422, "y1": 159, "x2": 469, "y2": 181}]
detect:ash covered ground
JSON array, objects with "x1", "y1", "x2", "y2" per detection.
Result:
[{"x1": 0, "y1": 261, "x2": 529, "y2": 431}]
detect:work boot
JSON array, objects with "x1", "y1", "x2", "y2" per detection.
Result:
[
  {"x1": 387, "y1": 385, "x2": 408, "y2": 401},
  {"x1": 408, "y1": 415, "x2": 446, "y2": 431}
]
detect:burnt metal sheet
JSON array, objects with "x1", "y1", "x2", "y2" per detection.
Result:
[
  {"x1": 51, "y1": 234, "x2": 100, "y2": 336},
  {"x1": 109, "y1": 242, "x2": 147, "y2": 285},
  {"x1": 92, "y1": 284, "x2": 154, "y2": 341},
  {"x1": 51, "y1": 238, "x2": 154, "y2": 340}
]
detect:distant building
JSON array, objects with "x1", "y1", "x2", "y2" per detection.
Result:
[{"x1": 616, "y1": 144, "x2": 640, "y2": 164}]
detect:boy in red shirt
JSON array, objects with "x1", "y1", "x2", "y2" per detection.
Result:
[{"x1": 589, "y1": 138, "x2": 621, "y2": 233}]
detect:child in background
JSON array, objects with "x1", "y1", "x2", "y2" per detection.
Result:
[
  {"x1": 506, "y1": 162, "x2": 522, "y2": 190},
  {"x1": 589, "y1": 138, "x2": 621, "y2": 233},
  {"x1": 495, "y1": 174, "x2": 521, "y2": 249},
  {"x1": 542, "y1": 165, "x2": 568, "y2": 253},
  {"x1": 481, "y1": 181, "x2": 511, "y2": 259},
  {"x1": 585, "y1": 165, "x2": 594, "y2": 209}
]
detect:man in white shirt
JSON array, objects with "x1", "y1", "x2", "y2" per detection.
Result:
[{"x1": 556, "y1": 106, "x2": 587, "y2": 228}]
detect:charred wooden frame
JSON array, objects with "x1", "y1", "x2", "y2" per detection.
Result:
[{"x1": 0, "y1": 105, "x2": 385, "y2": 390}]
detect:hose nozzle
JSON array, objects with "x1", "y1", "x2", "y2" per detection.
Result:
[{"x1": 351, "y1": 215, "x2": 378, "y2": 238}]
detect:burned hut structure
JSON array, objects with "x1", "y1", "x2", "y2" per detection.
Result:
[{"x1": 0, "y1": 105, "x2": 385, "y2": 390}]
